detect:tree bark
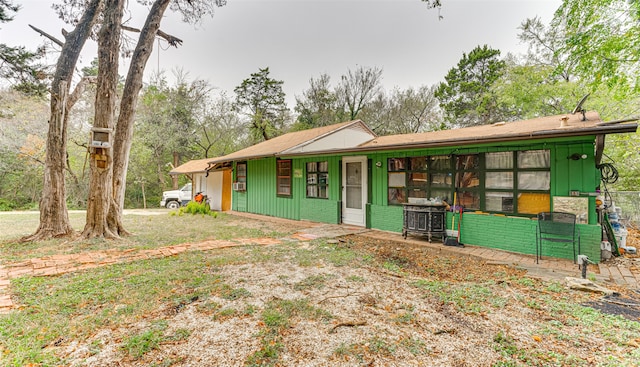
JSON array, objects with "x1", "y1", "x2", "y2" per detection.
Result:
[
  {"x1": 22, "y1": 0, "x2": 103, "y2": 242},
  {"x1": 172, "y1": 151, "x2": 180, "y2": 189},
  {"x1": 109, "y1": 0, "x2": 172, "y2": 235},
  {"x1": 82, "y1": 0, "x2": 124, "y2": 239}
]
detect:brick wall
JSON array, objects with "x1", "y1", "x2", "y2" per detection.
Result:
[
  {"x1": 457, "y1": 213, "x2": 601, "y2": 263},
  {"x1": 367, "y1": 209, "x2": 602, "y2": 263},
  {"x1": 369, "y1": 204, "x2": 404, "y2": 232},
  {"x1": 300, "y1": 199, "x2": 339, "y2": 224}
]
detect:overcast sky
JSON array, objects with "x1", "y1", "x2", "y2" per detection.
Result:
[{"x1": 2, "y1": 0, "x2": 560, "y2": 107}]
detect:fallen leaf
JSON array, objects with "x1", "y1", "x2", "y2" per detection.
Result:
[{"x1": 532, "y1": 335, "x2": 542, "y2": 342}]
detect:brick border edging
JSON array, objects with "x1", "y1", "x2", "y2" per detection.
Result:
[{"x1": 0, "y1": 237, "x2": 282, "y2": 314}]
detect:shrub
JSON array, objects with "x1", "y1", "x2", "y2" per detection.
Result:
[{"x1": 178, "y1": 201, "x2": 217, "y2": 217}]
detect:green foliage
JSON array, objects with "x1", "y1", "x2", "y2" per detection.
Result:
[
  {"x1": 293, "y1": 73, "x2": 342, "y2": 130},
  {"x1": 121, "y1": 320, "x2": 168, "y2": 359},
  {"x1": 0, "y1": 1, "x2": 48, "y2": 97},
  {"x1": 553, "y1": 0, "x2": 640, "y2": 91},
  {"x1": 435, "y1": 45, "x2": 507, "y2": 126},
  {"x1": 234, "y1": 67, "x2": 289, "y2": 142},
  {"x1": 0, "y1": 198, "x2": 16, "y2": 211},
  {"x1": 178, "y1": 201, "x2": 218, "y2": 216},
  {"x1": 412, "y1": 279, "x2": 496, "y2": 314},
  {"x1": 493, "y1": 60, "x2": 583, "y2": 120},
  {"x1": 602, "y1": 133, "x2": 640, "y2": 191},
  {"x1": 492, "y1": 331, "x2": 528, "y2": 364},
  {"x1": 0, "y1": 0, "x2": 20, "y2": 22},
  {"x1": 129, "y1": 74, "x2": 248, "y2": 209},
  {"x1": 336, "y1": 66, "x2": 384, "y2": 121},
  {"x1": 1, "y1": 251, "x2": 224, "y2": 365},
  {"x1": 0, "y1": 90, "x2": 50, "y2": 210}
]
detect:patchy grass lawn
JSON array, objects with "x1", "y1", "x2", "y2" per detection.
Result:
[
  {"x1": 0, "y1": 211, "x2": 639, "y2": 366},
  {"x1": 0, "y1": 210, "x2": 293, "y2": 262}
]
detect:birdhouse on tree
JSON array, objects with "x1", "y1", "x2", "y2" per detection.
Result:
[{"x1": 90, "y1": 127, "x2": 112, "y2": 169}]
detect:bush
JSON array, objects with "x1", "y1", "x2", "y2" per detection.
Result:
[
  {"x1": 178, "y1": 201, "x2": 218, "y2": 217},
  {"x1": 0, "y1": 198, "x2": 16, "y2": 211}
]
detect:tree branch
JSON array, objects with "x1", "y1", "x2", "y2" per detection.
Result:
[
  {"x1": 329, "y1": 320, "x2": 366, "y2": 334},
  {"x1": 121, "y1": 25, "x2": 183, "y2": 47},
  {"x1": 67, "y1": 76, "x2": 97, "y2": 110},
  {"x1": 29, "y1": 24, "x2": 64, "y2": 47}
]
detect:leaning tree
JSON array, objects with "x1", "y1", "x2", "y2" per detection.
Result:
[{"x1": 22, "y1": 0, "x2": 103, "y2": 241}]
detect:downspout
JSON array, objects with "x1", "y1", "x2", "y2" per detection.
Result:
[{"x1": 594, "y1": 134, "x2": 605, "y2": 166}]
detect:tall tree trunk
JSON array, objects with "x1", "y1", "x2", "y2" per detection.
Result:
[
  {"x1": 109, "y1": 0, "x2": 171, "y2": 235},
  {"x1": 141, "y1": 181, "x2": 147, "y2": 209},
  {"x1": 82, "y1": 0, "x2": 124, "y2": 239},
  {"x1": 172, "y1": 151, "x2": 180, "y2": 189},
  {"x1": 22, "y1": 0, "x2": 103, "y2": 242}
]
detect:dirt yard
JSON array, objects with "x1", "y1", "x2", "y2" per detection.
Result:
[{"x1": 57, "y1": 234, "x2": 639, "y2": 367}]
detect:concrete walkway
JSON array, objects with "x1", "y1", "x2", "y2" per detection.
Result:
[{"x1": 1, "y1": 212, "x2": 638, "y2": 314}]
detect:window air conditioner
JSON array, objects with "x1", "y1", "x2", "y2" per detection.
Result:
[{"x1": 232, "y1": 182, "x2": 246, "y2": 191}]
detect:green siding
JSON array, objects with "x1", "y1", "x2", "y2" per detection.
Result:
[
  {"x1": 236, "y1": 156, "x2": 345, "y2": 222},
  {"x1": 233, "y1": 192, "x2": 247, "y2": 212},
  {"x1": 550, "y1": 142, "x2": 598, "y2": 224},
  {"x1": 297, "y1": 156, "x2": 342, "y2": 223},
  {"x1": 232, "y1": 162, "x2": 247, "y2": 212},
  {"x1": 245, "y1": 158, "x2": 299, "y2": 220},
  {"x1": 234, "y1": 135, "x2": 604, "y2": 262}
]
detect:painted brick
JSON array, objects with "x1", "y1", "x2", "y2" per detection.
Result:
[{"x1": 300, "y1": 199, "x2": 339, "y2": 224}]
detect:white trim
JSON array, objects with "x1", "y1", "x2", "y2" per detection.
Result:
[
  {"x1": 342, "y1": 156, "x2": 368, "y2": 227},
  {"x1": 281, "y1": 120, "x2": 376, "y2": 154}
]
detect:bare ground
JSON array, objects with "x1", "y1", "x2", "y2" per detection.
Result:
[{"x1": 57, "y1": 235, "x2": 640, "y2": 367}]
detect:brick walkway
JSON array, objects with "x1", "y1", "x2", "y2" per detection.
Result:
[
  {"x1": 0, "y1": 237, "x2": 282, "y2": 313},
  {"x1": 2, "y1": 213, "x2": 638, "y2": 314}
]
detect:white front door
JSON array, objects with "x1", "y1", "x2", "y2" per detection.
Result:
[{"x1": 342, "y1": 156, "x2": 367, "y2": 226}]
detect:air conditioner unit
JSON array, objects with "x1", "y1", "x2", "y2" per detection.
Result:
[{"x1": 232, "y1": 182, "x2": 246, "y2": 191}]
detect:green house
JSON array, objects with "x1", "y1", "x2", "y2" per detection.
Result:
[{"x1": 206, "y1": 112, "x2": 637, "y2": 263}]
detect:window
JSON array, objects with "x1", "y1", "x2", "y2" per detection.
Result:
[
  {"x1": 306, "y1": 161, "x2": 328, "y2": 199},
  {"x1": 516, "y1": 150, "x2": 550, "y2": 214},
  {"x1": 429, "y1": 155, "x2": 453, "y2": 202},
  {"x1": 387, "y1": 155, "x2": 453, "y2": 205},
  {"x1": 386, "y1": 150, "x2": 551, "y2": 215},
  {"x1": 484, "y1": 150, "x2": 550, "y2": 214},
  {"x1": 277, "y1": 160, "x2": 292, "y2": 196},
  {"x1": 456, "y1": 154, "x2": 480, "y2": 210},
  {"x1": 388, "y1": 158, "x2": 407, "y2": 204},
  {"x1": 236, "y1": 162, "x2": 247, "y2": 183},
  {"x1": 407, "y1": 157, "x2": 428, "y2": 200},
  {"x1": 485, "y1": 152, "x2": 514, "y2": 212}
]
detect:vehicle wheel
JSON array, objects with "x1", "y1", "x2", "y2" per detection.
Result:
[{"x1": 166, "y1": 201, "x2": 180, "y2": 209}]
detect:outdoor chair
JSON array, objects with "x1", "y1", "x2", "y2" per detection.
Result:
[{"x1": 536, "y1": 212, "x2": 580, "y2": 264}]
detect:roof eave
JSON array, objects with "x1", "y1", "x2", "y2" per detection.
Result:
[
  {"x1": 278, "y1": 123, "x2": 638, "y2": 157},
  {"x1": 206, "y1": 123, "x2": 637, "y2": 162}
]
